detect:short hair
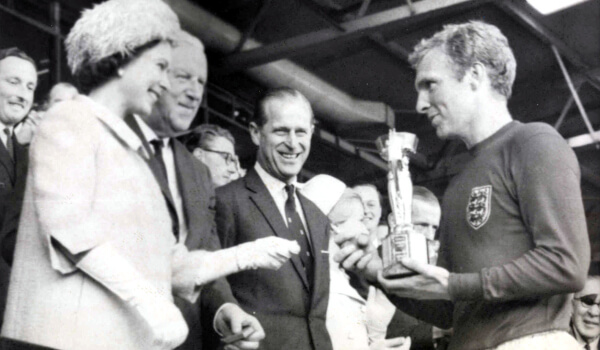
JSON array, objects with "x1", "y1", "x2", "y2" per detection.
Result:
[
  {"x1": 575, "y1": 275, "x2": 600, "y2": 297},
  {"x1": 408, "y1": 21, "x2": 516, "y2": 99},
  {"x1": 412, "y1": 186, "x2": 440, "y2": 208},
  {"x1": 352, "y1": 183, "x2": 383, "y2": 205},
  {"x1": 252, "y1": 87, "x2": 314, "y2": 127},
  {"x1": 185, "y1": 124, "x2": 236, "y2": 152},
  {"x1": 173, "y1": 30, "x2": 205, "y2": 55},
  {"x1": 0, "y1": 47, "x2": 36, "y2": 70}
]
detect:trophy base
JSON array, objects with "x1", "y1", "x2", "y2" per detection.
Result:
[{"x1": 382, "y1": 263, "x2": 417, "y2": 279}]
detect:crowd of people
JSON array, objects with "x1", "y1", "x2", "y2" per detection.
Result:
[{"x1": 0, "y1": 0, "x2": 595, "y2": 349}]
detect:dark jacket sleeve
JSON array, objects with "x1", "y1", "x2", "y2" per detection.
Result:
[{"x1": 386, "y1": 308, "x2": 435, "y2": 350}]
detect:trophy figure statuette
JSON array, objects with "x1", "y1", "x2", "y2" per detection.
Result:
[{"x1": 376, "y1": 130, "x2": 431, "y2": 278}]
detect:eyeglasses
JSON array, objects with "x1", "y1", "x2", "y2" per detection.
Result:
[
  {"x1": 201, "y1": 148, "x2": 237, "y2": 165},
  {"x1": 575, "y1": 294, "x2": 600, "y2": 308}
]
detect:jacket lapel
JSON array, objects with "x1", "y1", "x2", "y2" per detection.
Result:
[
  {"x1": 172, "y1": 141, "x2": 201, "y2": 248},
  {"x1": 245, "y1": 169, "x2": 310, "y2": 290}
]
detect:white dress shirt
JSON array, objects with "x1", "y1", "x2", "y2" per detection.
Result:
[
  {"x1": 254, "y1": 162, "x2": 310, "y2": 244},
  {"x1": 134, "y1": 115, "x2": 189, "y2": 244}
]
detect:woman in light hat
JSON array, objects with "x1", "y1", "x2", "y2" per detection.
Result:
[
  {"x1": 1, "y1": 1, "x2": 186, "y2": 349},
  {"x1": 301, "y1": 175, "x2": 411, "y2": 350}
]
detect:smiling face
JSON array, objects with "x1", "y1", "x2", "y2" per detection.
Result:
[
  {"x1": 572, "y1": 278, "x2": 600, "y2": 344},
  {"x1": 150, "y1": 43, "x2": 207, "y2": 137},
  {"x1": 250, "y1": 95, "x2": 313, "y2": 183},
  {"x1": 414, "y1": 48, "x2": 476, "y2": 142},
  {"x1": 353, "y1": 185, "x2": 382, "y2": 231},
  {"x1": 0, "y1": 56, "x2": 37, "y2": 127},
  {"x1": 119, "y1": 41, "x2": 171, "y2": 117}
]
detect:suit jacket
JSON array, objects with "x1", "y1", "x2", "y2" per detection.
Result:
[
  {"x1": 387, "y1": 309, "x2": 435, "y2": 350},
  {"x1": 2, "y1": 95, "x2": 175, "y2": 350},
  {"x1": 215, "y1": 168, "x2": 333, "y2": 350},
  {"x1": 0, "y1": 133, "x2": 28, "y2": 329},
  {"x1": 125, "y1": 116, "x2": 237, "y2": 350}
]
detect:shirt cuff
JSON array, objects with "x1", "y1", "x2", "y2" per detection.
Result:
[
  {"x1": 213, "y1": 302, "x2": 237, "y2": 336},
  {"x1": 448, "y1": 272, "x2": 483, "y2": 301}
]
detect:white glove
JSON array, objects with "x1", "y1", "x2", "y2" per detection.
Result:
[
  {"x1": 366, "y1": 286, "x2": 396, "y2": 343},
  {"x1": 235, "y1": 237, "x2": 300, "y2": 270},
  {"x1": 134, "y1": 292, "x2": 189, "y2": 350},
  {"x1": 370, "y1": 337, "x2": 411, "y2": 350},
  {"x1": 75, "y1": 243, "x2": 188, "y2": 349}
]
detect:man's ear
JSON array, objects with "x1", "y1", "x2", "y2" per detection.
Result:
[
  {"x1": 468, "y1": 62, "x2": 487, "y2": 91},
  {"x1": 192, "y1": 148, "x2": 204, "y2": 160},
  {"x1": 249, "y1": 122, "x2": 261, "y2": 146}
]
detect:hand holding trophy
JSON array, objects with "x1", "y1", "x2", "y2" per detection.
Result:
[{"x1": 376, "y1": 130, "x2": 435, "y2": 278}]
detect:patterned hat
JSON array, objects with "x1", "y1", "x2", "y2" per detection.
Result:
[
  {"x1": 65, "y1": 0, "x2": 180, "y2": 75},
  {"x1": 301, "y1": 175, "x2": 347, "y2": 215}
]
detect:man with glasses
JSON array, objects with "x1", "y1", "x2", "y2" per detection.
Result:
[
  {"x1": 185, "y1": 124, "x2": 239, "y2": 188},
  {"x1": 572, "y1": 276, "x2": 600, "y2": 349}
]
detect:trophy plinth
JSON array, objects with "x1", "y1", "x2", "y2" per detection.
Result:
[{"x1": 377, "y1": 130, "x2": 432, "y2": 278}]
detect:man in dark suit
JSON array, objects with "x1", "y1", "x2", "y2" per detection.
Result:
[
  {"x1": 0, "y1": 47, "x2": 38, "y2": 328},
  {"x1": 215, "y1": 87, "x2": 334, "y2": 350},
  {"x1": 126, "y1": 31, "x2": 267, "y2": 350}
]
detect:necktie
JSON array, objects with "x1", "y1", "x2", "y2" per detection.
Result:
[
  {"x1": 150, "y1": 139, "x2": 168, "y2": 181},
  {"x1": 284, "y1": 184, "x2": 314, "y2": 286},
  {"x1": 4, "y1": 128, "x2": 13, "y2": 161},
  {"x1": 585, "y1": 343, "x2": 591, "y2": 350},
  {"x1": 149, "y1": 138, "x2": 179, "y2": 238}
]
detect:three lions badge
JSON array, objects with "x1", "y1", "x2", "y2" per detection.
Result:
[{"x1": 467, "y1": 185, "x2": 492, "y2": 230}]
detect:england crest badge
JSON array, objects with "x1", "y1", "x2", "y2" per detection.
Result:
[{"x1": 466, "y1": 185, "x2": 492, "y2": 230}]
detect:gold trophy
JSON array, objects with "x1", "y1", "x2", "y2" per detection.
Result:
[{"x1": 376, "y1": 130, "x2": 429, "y2": 278}]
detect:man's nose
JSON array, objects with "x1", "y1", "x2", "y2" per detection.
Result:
[
  {"x1": 185, "y1": 82, "x2": 202, "y2": 102},
  {"x1": 285, "y1": 133, "x2": 299, "y2": 148},
  {"x1": 589, "y1": 304, "x2": 600, "y2": 315},
  {"x1": 415, "y1": 91, "x2": 430, "y2": 114},
  {"x1": 160, "y1": 72, "x2": 170, "y2": 93}
]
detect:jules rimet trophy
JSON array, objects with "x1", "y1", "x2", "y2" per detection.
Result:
[{"x1": 376, "y1": 130, "x2": 433, "y2": 278}]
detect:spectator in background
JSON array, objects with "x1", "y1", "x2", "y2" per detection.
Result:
[
  {"x1": 0, "y1": 47, "x2": 37, "y2": 330},
  {"x1": 45, "y1": 82, "x2": 78, "y2": 108},
  {"x1": 571, "y1": 276, "x2": 600, "y2": 349},
  {"x1": 353, "y1": 184, "x2": 387, "y2": 248},
  {"x1": 185, "y1": 124, "x2": 238, "y2": 188},
  {"x1": 15, "y1": 82, "x2": 79, "y2": 145},
  {"x1": 302, "y1": 174, "x2": 411, "y2": 350},
  {"x1": 386, "y1": 186, "x2": 450, "y2": 350}
]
